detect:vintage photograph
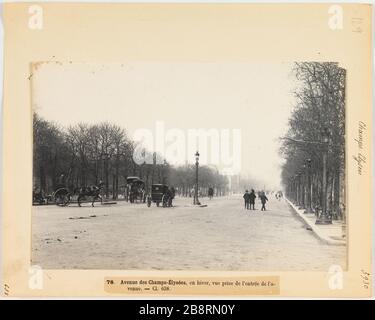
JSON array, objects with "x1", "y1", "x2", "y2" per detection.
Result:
[
  {"x1": 31, "y1": 61, "x2": 347, "y2": 271},
  {"x1": 2, "y1": 2, "x2": 372, "y2": 298}
]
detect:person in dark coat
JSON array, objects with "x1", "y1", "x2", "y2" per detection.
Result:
[
  {"x1": 166, "y1": 187, "x2": 174, "y2": 207},
  {"x1": 208, "y1": 187, "x2": 214, "y2": 200},
  {"x1": 260, "y1": 192, "x2": 269, "y2": 211},
  {"x1": 249, "y1": 189, "x2": 256, "y2": 210},
  {"x1": 170, "y1": 186, "x2": 176, "y2": 200},
  {"x1": 243, "y1": 190, "x2": 250, "y2": 210}
]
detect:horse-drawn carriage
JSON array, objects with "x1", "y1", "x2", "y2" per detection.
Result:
[
  {"x1": 146, "y1": 184, "x2": 174, "y2": 207},
  {"x1": 126, "y1": 177, "x2": 146, "y2": 203},
  {"x1": 52, "y1": 184, "x2": 103, "y2": 207}
]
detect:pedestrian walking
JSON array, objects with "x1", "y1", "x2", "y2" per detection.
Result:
[
  {"x1": 249, "y1": 189, "x2": 256, "y2": 210},
  {"x1": 208, "y1": 187, "x2": 214, "y2": 200},
  {"x1": 260, "y1": 192, "x2": 268, "y2": 211},
  {"x1": 243, "y1": 190, "x2": 250, "y2": 210}
]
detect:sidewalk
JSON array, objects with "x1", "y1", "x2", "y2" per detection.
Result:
[{"x1": 286, "y1": 198, "x2": 346, "y2": 246}]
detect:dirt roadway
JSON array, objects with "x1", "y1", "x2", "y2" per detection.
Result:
[{"x1": 32, "y1": 195, "x2": 346, "y2": 270}]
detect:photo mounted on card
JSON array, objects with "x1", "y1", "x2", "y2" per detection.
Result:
[{"x1": 1, "y1": 2, "x2": 372, "y2": 297}]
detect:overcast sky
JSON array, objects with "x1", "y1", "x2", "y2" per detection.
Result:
[{"x1": 33, "y1": 62, "x2": 297, "y2": 189}]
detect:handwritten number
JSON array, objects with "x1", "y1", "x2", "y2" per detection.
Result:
[
  {"x1": 4, "y1": 284, "x2": 10, "y2": 296},
  {"x1": 361, "y1": 270, "x2": 371, "y2": 289}
]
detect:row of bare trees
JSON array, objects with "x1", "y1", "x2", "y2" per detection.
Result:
[
  {"x1": 33, "y1": 113, "x2": 229, "y2": 199},
  {"x1": 280, "y1": 62, "x2": 346, "y2": 220},
  {"x1": 168, "y1": 165, "x2": 229, "y2": 197}
]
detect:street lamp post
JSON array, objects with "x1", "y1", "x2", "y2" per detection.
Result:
[
  {"x1": 194, "y1": 151, "x2": 201, "y2": 205},
  {"x1": 304, "y1": 158, "x2": 314, "y2": 213},
  {"x1": 300, "y1": 167, "x2": 306, "y2": 210},
  {"x1": 316, "y1": 128, "x2": 332, "y2": 225},
  {"x1": 296, "y1": 171, "x2": 303, "y2": 209}
]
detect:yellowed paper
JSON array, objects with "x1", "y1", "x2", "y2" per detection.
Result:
[{"x1": 1, "y1": 3, "x2": 372, "y2": 297}]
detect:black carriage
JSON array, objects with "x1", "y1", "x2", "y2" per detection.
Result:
[
  {"x1": 146, "y1": 184, "x2": 173, "y2": 207},
  {"x1": 126, "y1": 177, "x2": 146, "y2": 203}
]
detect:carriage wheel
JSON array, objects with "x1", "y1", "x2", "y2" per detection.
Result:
[{"x1": 55, "y1": 193, "x2": 70, "y2": 206}]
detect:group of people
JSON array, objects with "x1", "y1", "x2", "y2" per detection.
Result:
[{"x1": 243, "y1": 189, "x2": 269, "y2": 211}]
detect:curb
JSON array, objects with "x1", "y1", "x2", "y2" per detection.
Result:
[{"x1": 285, "y1": 198, "x2": 346, "y2": 246}]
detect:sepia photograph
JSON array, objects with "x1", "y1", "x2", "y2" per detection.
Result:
[
  {"x1": 1, "y1": 2, "x2": 372, "y2": 298},
  {"x1": 31, "y1": 61, "x2": 347, "y2": 271}
]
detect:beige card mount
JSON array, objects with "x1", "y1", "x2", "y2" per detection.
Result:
[{"x1": 1, "y1": 3, "x2": 372, "y2": 297}]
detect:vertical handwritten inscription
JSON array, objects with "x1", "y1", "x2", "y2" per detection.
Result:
[{"x1": 353, "y1": 121, "x2": 366, "y2": 175}]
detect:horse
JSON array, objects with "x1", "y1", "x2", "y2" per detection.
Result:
[
  {"x1": 162, "y1": 188, "x2": 174, "y2": 207},
  {"x1": 77, "y1": 186, "x2": 103, "y2": 207},
  {"x1": 129, "y1": 185, "x2": 146, "y2": 203}
]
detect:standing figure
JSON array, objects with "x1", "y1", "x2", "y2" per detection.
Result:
[
  {"x1": 249, "y1": 189, "x2": 256, "y2": 210},
  {"x1": 170, "y1": 186, "x2": 176, "y2": 199},
  {"x1": 208, "y1": 187, "x2": 214, "y2": 200},
  {"x1": 243, "y1": 190, "x2": 250, "y2": 210},
  {"x1": 260, "y1": 192, "x2": 269, "y2": 211}
]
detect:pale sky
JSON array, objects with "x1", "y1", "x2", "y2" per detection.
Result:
[{"x1": 33, "y1": 62, "x2": 296, "y2": 189}]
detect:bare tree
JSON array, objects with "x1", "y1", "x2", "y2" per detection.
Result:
[{"x1": 281, "y1": 62, "x2": 346, "y2": 219}]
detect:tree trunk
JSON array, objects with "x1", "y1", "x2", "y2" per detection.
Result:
[{"x1": 40, "y1": 165, "x2": 46, "y2": 193}]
